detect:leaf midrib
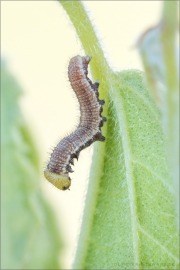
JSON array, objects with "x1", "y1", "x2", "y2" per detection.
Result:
[{"x1": 110, "y1": 81, "x2": 141, "y2": 267}]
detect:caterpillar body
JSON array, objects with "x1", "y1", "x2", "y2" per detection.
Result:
[{"x1": 44, "y1": 55, "x2": 106, "y2": 190}]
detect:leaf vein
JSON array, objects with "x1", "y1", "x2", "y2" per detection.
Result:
[
  {"x1": 139, "y1": 226, "x2": 179, "y2": 262},
  {"x1": 133, "y1": 159, "x2": 174, "y2": 194}
]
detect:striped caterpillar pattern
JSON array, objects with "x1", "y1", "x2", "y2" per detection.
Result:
[{"x1": 44, "y1": 55, "x2": 106, "y2": 190}]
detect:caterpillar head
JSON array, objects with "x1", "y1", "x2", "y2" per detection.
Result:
[{"x1": 44, "y1": 169, "x2": 71, "y2": 190}]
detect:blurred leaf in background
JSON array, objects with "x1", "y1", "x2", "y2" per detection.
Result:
[
  {"x1": 1, "y1": 59, "x2": 63, "y2": 269},
  {"x1": 137, "y1": 1, "x2": 179, "y2": 215}
]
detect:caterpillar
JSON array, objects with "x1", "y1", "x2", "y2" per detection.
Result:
[{"x1": 44, "y1": 55, "x2": 106, "y2": 190}]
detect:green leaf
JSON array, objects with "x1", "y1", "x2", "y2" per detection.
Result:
[
  {"x1": 74, "y1": 70, "x2": 179, "y2": 269},
  {"x1": 58, "y1": 1, "x2": 179, "y2": 269},
  {"x1": 1, "y1": 60, "x2": 63, "y2": 269}
]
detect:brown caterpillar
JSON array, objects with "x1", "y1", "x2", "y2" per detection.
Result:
[{"x1": 44, "y1": 55, "x2": 106, "y2": 190}]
